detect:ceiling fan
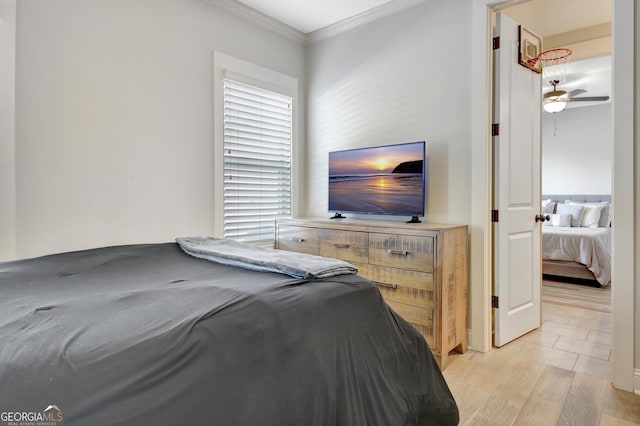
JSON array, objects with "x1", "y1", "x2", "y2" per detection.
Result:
[{"x1": 543, "y1": 79, "x2": 610, "y2": 113}]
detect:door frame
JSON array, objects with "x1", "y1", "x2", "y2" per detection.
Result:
[{"x1": 470, "y1": 0, "x2": 635, "y2": 391}]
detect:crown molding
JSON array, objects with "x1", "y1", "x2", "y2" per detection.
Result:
[
  {"x1": 307, "y1": 0, "x2": 425, "y2": 44},
  {"x1": 205, "y1": 0, "x2": 426, "y2": 46},
  {"x1": 204, "y1": 0, "x2": 308, "y2": 44}
]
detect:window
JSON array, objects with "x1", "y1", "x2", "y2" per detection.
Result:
[{"x1": 223, "y1": 79, "x2": 292, "y2": 243}]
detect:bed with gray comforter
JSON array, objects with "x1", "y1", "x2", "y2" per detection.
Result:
[{"x1": 0, "y1": 241, "x2": 458, "y2": 425}]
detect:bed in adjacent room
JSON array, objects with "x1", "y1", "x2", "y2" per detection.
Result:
[
  {"x1": 541, "y1": 195, "x2": 611, "y2": 287},
  {"x1": 0, "y1": 239, "x2": 458, "y2": 426}
]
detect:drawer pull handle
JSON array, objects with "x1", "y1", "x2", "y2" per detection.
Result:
[
  {"x1": 388, "y1": 249, "x2": 409, "y2": 256},
  {"x1": 290, "y1": 237, "x2": 304, "y2": 242},
  {"x1": 373, "y1": 281, "x2": 398, "y2": 289},
  {"x1": 334, "y1": 243, "x2": 350, "y2": 249}
]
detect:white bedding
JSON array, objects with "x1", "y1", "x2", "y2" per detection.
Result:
[{"x1": 542, "y1": 227, "x2": 611, "y2": 286}]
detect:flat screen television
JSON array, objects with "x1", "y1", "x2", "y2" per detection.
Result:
[{"x1": 328, "y1": 141, "x2": 426, "y2": 223}]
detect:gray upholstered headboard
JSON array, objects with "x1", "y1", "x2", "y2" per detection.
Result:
[{"x1": 542, "y1": 194, "x2": 611, "y2": 203}]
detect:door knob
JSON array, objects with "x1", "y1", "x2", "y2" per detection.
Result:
[{"x1": 535, "y1": 214, "x2": 550, "y2": 222}]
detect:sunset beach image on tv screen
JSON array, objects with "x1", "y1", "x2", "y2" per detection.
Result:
[{"x1": 328, "y1": 142, "x2": 425, "y2": 216}]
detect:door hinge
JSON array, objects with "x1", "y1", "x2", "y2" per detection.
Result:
[
  {"x1": 492, "y1": 295, "x2": 499, "y2": 309},
  {"x1": 493, "y1": 36, "x2": 500, "y2": 50},
  {"x1": 491, "y1": 210, "x2": 499, "y2": 222},
  {"x1": 492, "y1": 123, "x2": 500, "y2": 136}
]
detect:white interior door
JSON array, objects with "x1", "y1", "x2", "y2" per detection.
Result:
[{"x1": 493, "y1": 13, "x2": 542, "y2": 347}]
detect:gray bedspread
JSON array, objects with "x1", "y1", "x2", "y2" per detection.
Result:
[{"x1": 0, "y1": 243, "x2": 458, "y2": 425}]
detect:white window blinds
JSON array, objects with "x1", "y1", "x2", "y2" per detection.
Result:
[{"x1": 223, "y1": 79, "x2": 292, "y2": 243}]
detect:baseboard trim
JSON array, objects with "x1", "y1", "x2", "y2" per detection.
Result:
[
  {"x1": 467, "y1": 329, "x2": 474, "y2": 352},
  {"x1": 634, "y1": 368, "x2": 640, "y2": 395}
]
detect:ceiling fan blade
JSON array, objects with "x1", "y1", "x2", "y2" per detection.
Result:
[
  {"x1": 567, "y1": 96, "x2": 610, "y2": 102},
  {"x1": 567, "y1": 89, "x2": 587, "y2": 97}
]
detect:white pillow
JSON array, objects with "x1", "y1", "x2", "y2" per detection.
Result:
[
  {"x1": 556, "y1": 204, "x2": 585, "y2": 227},
  {"x1": 581, "y1": 204, "x2": 604, "y2": 228},
  {"x1": 543, "y1": 214, "x2": 572, "y2": 227},
  {"x1": 566, "y1": 200, "x2": 610, "y2": 227},
  {"x1": 541, "y1": 199, "x2": 555, "y2": 215}
]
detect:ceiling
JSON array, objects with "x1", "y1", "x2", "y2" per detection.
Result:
[
  {"x1": 501, "y1": 0, "x2": 611, "y2": 37},
  {"x1": 236, "y1": 0, "x2": 395, "y2": 33}
]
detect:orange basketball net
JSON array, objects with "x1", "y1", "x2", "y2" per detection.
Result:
[{"x1": 528, "y1": 48, "x2": 572, "y2": 85}]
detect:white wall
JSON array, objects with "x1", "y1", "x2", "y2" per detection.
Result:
[
  {"x1": 0, "y1": 0, "x2": 15, "y2": 260},
  {"x1": 305, "y1": 0, "x2": 471, "y2": 226},
  {"x1": 542, "y1": 103, "x2": 612, "y2": 195},
  {"x1": 13, "y1": 0, "x2": 305, "y2": 259}
]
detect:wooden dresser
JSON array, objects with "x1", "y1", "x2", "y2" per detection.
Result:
[{"x1": 275, "y1": 217, "x2": 468, "y2": 369}]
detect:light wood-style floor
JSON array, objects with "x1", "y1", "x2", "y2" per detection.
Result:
[{"x1": 442, "y1": 279, "x2": 640, "y2": 425}]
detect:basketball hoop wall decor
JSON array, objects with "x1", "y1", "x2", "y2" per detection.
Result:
[
  {"x1": 518, "y1": 25, "x2": 542, "y2": 73},
  {"x1": 528, "y1": 47, "x2": 572, "y2": 87}
]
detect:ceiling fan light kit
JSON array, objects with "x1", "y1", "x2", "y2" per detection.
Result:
[
  {"x1": 543, "y1": 97, "x2": 567, "y2": 113},
  {"x1": 543, "y1": 80, "x2": 568, "y2": 113}
]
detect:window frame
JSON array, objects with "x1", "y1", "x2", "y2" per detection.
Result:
[{"x1": 213, "y1": 52, "x2": 299, "y2": 245}]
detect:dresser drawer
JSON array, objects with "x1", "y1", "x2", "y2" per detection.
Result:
[
  {"x1": 385, "y1": 300, "x2": 434, "y2": 347},
  {"x1": 276, "y1": 225, "x2": 320, "y2": 255},
  {"x1": 369, "y1": 233, "x2": 434, "y2": 273},
  {"x1": 318, "y1": 229, "x2": 368, "y2": 263},
  {"x1": 355, "y1": 263, "x2": 434, "y2": 308}
]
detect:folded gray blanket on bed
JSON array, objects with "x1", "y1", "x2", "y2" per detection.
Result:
[{"x1": 176, "y1": 237, "x2": 358, "y2": 280}]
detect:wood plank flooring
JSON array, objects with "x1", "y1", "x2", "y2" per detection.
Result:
[{"x1": 442, "y1": 279, "x2": 640, "y2": 425}]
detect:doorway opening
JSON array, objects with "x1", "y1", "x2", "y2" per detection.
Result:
[
  {"x1": 479, "y1": 0, "x2": 635, "y2": 392},
  {"x1": 495, "y1": 1, "x2": 613, "y2": 374}
]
